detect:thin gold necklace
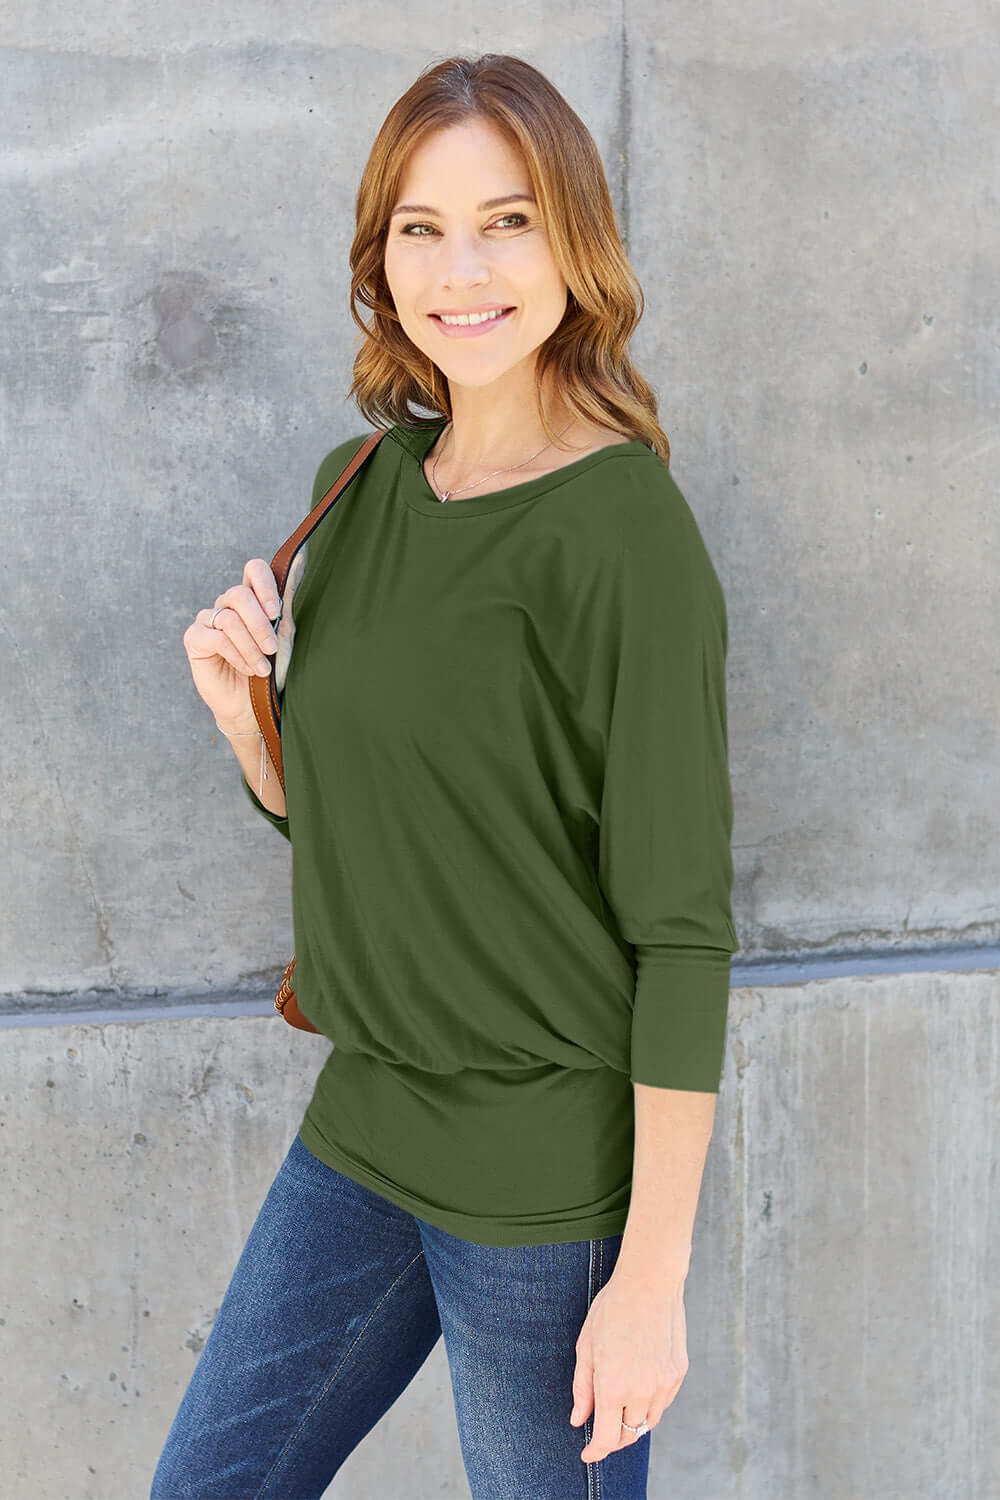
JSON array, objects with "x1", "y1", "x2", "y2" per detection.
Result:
[{"x1": 431, "y1": 419, "x2": 576, "y2": 502}]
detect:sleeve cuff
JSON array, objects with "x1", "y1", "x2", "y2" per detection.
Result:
[
  {"x1": 241, "y1": 771, "x2": 291, "y2": 842},
  {"x1": 628, "y1": 946, "x2": 733, "y2": 1092}
]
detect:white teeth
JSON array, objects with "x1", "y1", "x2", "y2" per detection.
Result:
[{"x1": 437, "y1": 308, "x2": 509, "y2": 326}]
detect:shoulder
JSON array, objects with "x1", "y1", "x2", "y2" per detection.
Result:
[
  {"x1": 310, "y1": 430, "x2": 382, "y2": 506},
  {"x1": 562, "y1": 445, "x2": 706, "y2": 552},
  {"x1": 575, "y1": 456, "x2": 727, "y2": 618}
]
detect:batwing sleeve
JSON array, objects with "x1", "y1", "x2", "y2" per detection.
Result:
[{"x1": 596, "y1": 471, "x2": 740, "y2": 1093}]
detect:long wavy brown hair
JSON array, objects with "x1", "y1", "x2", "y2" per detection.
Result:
[{"x1": 345, "y1": 53, "x2": 671, "y2": 466}]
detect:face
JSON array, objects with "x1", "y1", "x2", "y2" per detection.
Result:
[{"x1": 383, "y1": 117, "x2": 570, "y2": 391}]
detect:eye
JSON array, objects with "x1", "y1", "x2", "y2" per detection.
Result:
[{"x1": 399, "y1": 213, "x2": 529, "y2": 237}]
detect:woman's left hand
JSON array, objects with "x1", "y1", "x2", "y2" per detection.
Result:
[{"x1": 569, "y1": 1259, "x2": 690, "y2": 1463}]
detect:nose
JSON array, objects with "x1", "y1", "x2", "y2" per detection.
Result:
[{"x1": 438, "y1": 229, "x2": 491, "y2": 290}]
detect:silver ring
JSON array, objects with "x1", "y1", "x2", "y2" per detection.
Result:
[
  {"x1": 621, "y1": 1418, "x2": 650, "y2": 1436},
  {"x1": 209, "y1": 606, "x2": 227, "y2": 629}
]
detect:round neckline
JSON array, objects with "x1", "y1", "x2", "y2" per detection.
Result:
[{"x1": 393, "y1": 418, "x2": 657, "y2": 517}]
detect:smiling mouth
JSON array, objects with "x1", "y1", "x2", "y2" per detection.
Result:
[{"x1": 429, "y1": 307, "x2": 516, "y2": 330}]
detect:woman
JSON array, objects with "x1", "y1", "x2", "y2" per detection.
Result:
[{"x1": 158, "y1": 52, "x2": 739, "y2": 1500}]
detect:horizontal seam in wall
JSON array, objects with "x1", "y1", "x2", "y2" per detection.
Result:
[{"x1": 1, "y1": 946, "x2": 998, "y2": 1028}]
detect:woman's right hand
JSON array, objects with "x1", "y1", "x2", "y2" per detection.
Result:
[{"x1": 183, "y1": 558, "x2": 281, "y2": 733}]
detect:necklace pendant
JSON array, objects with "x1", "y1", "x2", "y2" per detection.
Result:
[{"x1": 440, "y1": 490, "x2": 451, "y2": 502}]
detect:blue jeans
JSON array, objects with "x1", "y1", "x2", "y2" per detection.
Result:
[{"x1": 150, "y1": 1130, "x2": 650, "y2": 1499}]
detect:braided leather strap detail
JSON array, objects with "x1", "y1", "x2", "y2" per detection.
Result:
[
  {"x1": 274, "y1": 957, "x2": 320, "y2": 1033},
  {"x1": 275, "y1": 956, "x2": 297, "y2": 1017}
]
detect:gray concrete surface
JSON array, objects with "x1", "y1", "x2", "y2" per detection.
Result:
[
  {"x1": 2, "y1": 4, "x2": 997, "y2": 1498},
  {"x1": 2, "y1": 970, "x2": 998, "y2": 1498}
]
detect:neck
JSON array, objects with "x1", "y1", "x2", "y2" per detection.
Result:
[{"x1": 438, "y1": 377, "x2": 579, "y2": 468}]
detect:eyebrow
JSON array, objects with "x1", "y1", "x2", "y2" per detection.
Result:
[{"x1": 390, "y1": 193, "x2": 537, "y2": 217}]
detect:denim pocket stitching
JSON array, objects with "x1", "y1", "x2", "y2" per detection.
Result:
[
  {"x1": 595, "y1": 1239, "x2": 603, "y2": 1499},
  {"x1": 584, "y1": 1238, "x2": 602, "y2": 1500}
]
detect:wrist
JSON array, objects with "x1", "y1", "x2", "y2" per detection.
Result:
[
  {"x1": 617, "y1": 1228, "x2": 692, "y2": 1283},
  {"x1": 215, "y1": 714, "x2": 262, "y2": 739}
]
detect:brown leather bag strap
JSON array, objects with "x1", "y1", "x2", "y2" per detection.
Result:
[{"x1": 248, "y1": 429, "x2": 387, "y2": 789}]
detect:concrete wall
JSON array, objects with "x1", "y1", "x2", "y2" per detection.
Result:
[
  {"x1": 4, "y1": 971, "x2": 999, "y2": 1498},
  {"x1": 2, "y1": 5, "x2": 997, "y2": 1497}
]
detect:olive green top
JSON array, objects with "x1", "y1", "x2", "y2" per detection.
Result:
[{"x1": 242, "y1": 418, "x2": 739, "y2": 1246}]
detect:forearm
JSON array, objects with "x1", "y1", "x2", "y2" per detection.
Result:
[
  {"x1": 617, "y1": 1083, "x2": 718, "y2": 1281},
  {"x1": 217, "y1": 720, "x2": 287, "y2": 820}
]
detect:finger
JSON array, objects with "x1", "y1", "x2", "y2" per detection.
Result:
[
  {"x1": 184, "y1": 615, "x2": 262, "y2": 677},
  {"x1": 620, "y1": 1404, "x2": 650, "y2": 1444},
  {"x1": 580, "y1": 1385, "x2": 628, "y2": 1463},
  {"x1": 192, "y1": 608, "x2": 270, "y2": 676},
  {"x1": 243, "y1": 557, "x2": 281, "y2": 620},
  {"x1": 569, "y1": 1353, "x2": 594, "y2": 1427},
  {"x1": 210, "y1": 586, "x2": 279, "y2": 666}
]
